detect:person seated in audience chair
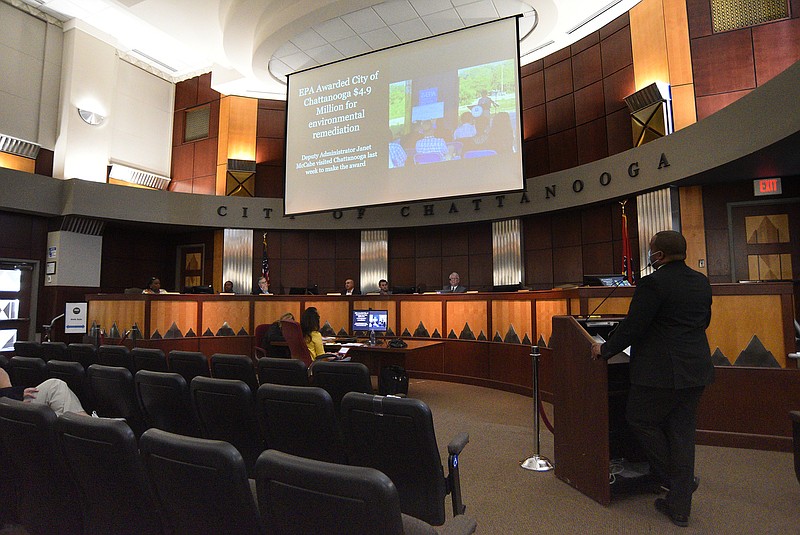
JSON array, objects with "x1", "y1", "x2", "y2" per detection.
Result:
[
  {"x1": 0, "y1": 367, "x2": 88, "y2": 416},
  {"x1": 265, "y1": 312, "x2": 294, "y2": 358}
]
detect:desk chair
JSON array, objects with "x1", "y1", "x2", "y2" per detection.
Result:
[
  {"x1": 280, "y1": 319, "x2": 313, "y2": 366},
  {"x1": 0, "y1": 398, "x2": 84, "y2": 534},
  {"x1": 255, "y1": 450, "x2": 477, "y2": 535},
  {"x1": 340, "y1": 392, "x2": 470, "y2": 526},
  {"x1": 139, "y1": 428, "x2": 265, "y2": 534},
  {"x1": 56, "y1": 412, "x2": 165, "y2": 535},
  {"x1": 256, "y1": 383, "x2": 346, "y2": 464}
]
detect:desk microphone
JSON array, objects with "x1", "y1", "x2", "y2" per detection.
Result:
[{"x1": 586, "y1": 277, "x2": 628, "y2": 318}]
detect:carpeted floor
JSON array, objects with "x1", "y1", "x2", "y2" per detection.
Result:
[{"x1": 409, "y1": 379, "x2": 798, "y2": 533}]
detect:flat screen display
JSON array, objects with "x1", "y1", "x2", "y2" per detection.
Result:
[
  {"x1": 352, "y1": 309, "x2": 388, "y2": 333},
  {"x1": 285, "y1": 17, "x2": 523, "y2": 215}
]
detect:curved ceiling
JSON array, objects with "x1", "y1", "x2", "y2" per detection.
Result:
[{"x1": 18, "y1": 0, "x2": 640, "y2": 98}]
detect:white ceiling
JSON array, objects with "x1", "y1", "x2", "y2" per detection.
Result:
[{"x1": 16, "y1": 0, "x2": 640, "y2": 98}]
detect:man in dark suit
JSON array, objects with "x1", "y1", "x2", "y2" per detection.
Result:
[
  {"x1": 342, "y1": 278, "x2": 361, "y2": 295},
  {"x1": 591, "y1": 230, "x2": 713, "y2": 528},
  {"x1": 441, "y1": 272, "x2": 467, "y2": 293}
]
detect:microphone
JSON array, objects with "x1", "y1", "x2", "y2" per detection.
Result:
[{"x1": 586, "y1": 277, "x2": 627, "y2": 318}]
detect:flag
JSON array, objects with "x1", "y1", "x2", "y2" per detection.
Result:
[
  {"x1": 620, "y1": 201, "x2": 633, "y2": 284},
  {"x1": 261, "y1": 233, "x2": 269, "y2": 288}
]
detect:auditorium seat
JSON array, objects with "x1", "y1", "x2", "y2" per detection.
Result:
[
  {"x1": 68, "y1": 343, "x2": 98, "y2": 368},
  {"x1": 211, "y1": 353, "x2": 259, "y2": 392},
  {"x1": 255, "y1": 449, "x2": 477, "y2": 535},
  {"x1": 47, "y1": 359, "x2": 92, "y2": 412},
  {"x1": 97, "y1": 344, "x2": 135, "y2": 373},
  {"x1": 139, "y1": 428, "x2": 265, "y2": 534},
  {"x1": 8, "y1": 356, "x2": 47, "y2": 388},
  {"x1": 0, "y1": 398, "x2": 84, "y2": 534},
  {"x1": 310, "y1": 360, "x2": 373, "y2": 416},
  {"x1": 87, "y1": 364, "x2": 146, "y2": 437},
  {"x1": 256, "y1": 383, "x2": 346, "y2": 464},
  {"x1": 169, "y1": 350, "x2": 210, "y2": 383},
  {"x1": 190, "y1": 376, "x2": 265, "y2": 476},
  {"x1": 55, "y1": 412, "x2": 166, "y2": 535},
  {"x1": 12, "y1": 340, "x2": 41, "y2": 358},
  {"x1": 134, "y1": 370, "x2": 201, "y2": 437},
  {"x1": 257, "y1": 357, "x2": 309, "y2": 387},
  {"x1": 40, "y1": 341, "x2": 69, "y2": 362},
  {"x1": 132, "y1": 347, "x2": 168, "y2": 372},
  {"x1": 340, "y1": 392, "x2": 470, "y2": 526}
]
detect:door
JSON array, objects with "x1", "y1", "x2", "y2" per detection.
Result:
[
  {"x1": 730, "y1": 201, "x2": 800, "y2": 282},
  {"x1": 178, "y1": 245, "x2": 205, "y2": 292},
  {"x1": 0, "y1": 261, "x2": 36, "y2": 352}
]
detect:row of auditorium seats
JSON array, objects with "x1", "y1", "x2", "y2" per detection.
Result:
[{"x1": 0, "y1": 398, "x2": 477, "y2": 534}]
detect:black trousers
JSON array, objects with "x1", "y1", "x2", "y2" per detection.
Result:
[{"x1": 626, "y1": 384, "x2": 705, "y2": 516}]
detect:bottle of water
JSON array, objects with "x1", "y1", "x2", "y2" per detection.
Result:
[{"x1": 369, "y1": 329, "x2": 376, "y2": 346}]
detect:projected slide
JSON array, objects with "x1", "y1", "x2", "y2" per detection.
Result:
[{"x1": 285, "y1": 17, "x2": 523, "y2": 215}]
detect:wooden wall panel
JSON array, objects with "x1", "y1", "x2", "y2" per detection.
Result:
[
  {"x1": 492, "y1": 300, "x2": 533, "y2": 342},
  {"x1": 671, "y1": 83, "x2": 697, "y2": 130},
  {"x1": 708, "y1": 295, "x2": 787, "y2": 366},
  {"x1": 695, "y1": 90, "x2": 750, "y2": 120},
  {"x1": 630, "y1": 0, "x2": 670, "y2": 88},
  {"x1": 522, "y1": 104, "x2": 547, "y2": 140},
  {"x1": 400, "y1": 301, "x2": 442, "y2": 337},
  {"x1": 576, "y1": 118, "x2": 609, "y2": 164},
  {"x1": 525, "y1": 247, "x2": 554, "y2": 289},
  {"x1": 552, "y1": 246, "x2": 583, "y2": 285},
  {"x1": 664, "y1": 0, "x2": 694, "y2": 86},
  {"x1": 389, "y1": 258, "x2": 415, "y2": 287},
  {"x1": 679, "y1": 185, "x2": 708, "y2": 276},
  {"x1": 544, "y1": 59, "x2": 573, "y2": 100},
  {"x1": 581, "y1": 204, "x2": 613, "y2": 244},
  {"x1": 572, "y1": 44, "x2": 603, "y2": 89},
  {"x1": 585, "y1": 296, "x2": 631, "y2": 316},
  {"x1": 574, "y1": 81, "x2": 605, "y2": 125},
  {"x1": 253, "y1": 300, "x2": 302, "y2": 327},
  {"x1": 601, "y1": 24, "x2": 634, "y2": 76},
  {"x1": 150, "y1": 300, "x2": 198, "y2": 338},
  {"x1": 686, "y1": 0, "x2": 712, "y2": 39},
  {"x1": 546, "y1": 94, "x2": 576, "y2": 133},
  {"x1": 194, "y1": 138, "x2": 217, "y2": 177},
  {"x1": 547, "y1": 129, "x2": 578, "y2": 172},
  {"x1": 535, "y1": 299, "x2": 568, "y2": 345},
  {"x1": 753, "y1": 17, "x2": 800, "y2": 85},
  {"x1": 603, "y1": 65, "x2": 635, "y2": 114},
  {"x1": 174, "y1": 78, "x2": 198, "y2": 110},
  {"x1": 87, "y1": 300, "x2": 145, "y2": 339},
  {"x1": 443, "y1": 340, "x2": 489, "y2": 379},
  {"x1": 523, "y1": 215, "x2": 553, "y2": 250},
  {"x1": 691, "y1": 30, "x2": 756, "y2": 96},
  {"x1": 304, "y1": 300, "x2": 349, "y2": 334},
  {"x1": 521, "y1": 69, "x2": 545, "y2": 109},
  {"x1": 605, "y1": 108, "x2": 634, "y2": 155},
  {"x1": 447, "y1": 300, "x2": 488, "y2": 339},
  {"x1": 202, "y1": 301, "x2": 250, "y2": 335}
]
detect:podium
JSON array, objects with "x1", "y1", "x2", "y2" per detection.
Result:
[{"x1": 551, "y1": 315, "x2": 640, "y2": 506}]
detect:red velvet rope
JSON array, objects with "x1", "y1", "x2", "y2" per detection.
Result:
[{"x1": 537, "y1": 395, "x2": 554, "y2": 434}]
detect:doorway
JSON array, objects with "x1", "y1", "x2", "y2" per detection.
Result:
[{"x1": 0, "y1": 261, "x2": 38, "y2": 351}]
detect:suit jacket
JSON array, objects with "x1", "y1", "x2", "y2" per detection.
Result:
[
  {"x1": 341, "y1": 289, "x2": 362, "y2": 295},
  {"x1": 441, "y1": 285, "x2": 467, "y2": 293},
  {"x1": 601, "y1": 260, "x2": 714, "y2": 389}
]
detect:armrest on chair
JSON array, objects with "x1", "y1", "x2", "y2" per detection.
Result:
[
  {"x1": 446, "y1": 432, "x2": 470, "y2": 517},
  {"x1": 255, "y1": 347, "x2": 267, "y2": 360}
]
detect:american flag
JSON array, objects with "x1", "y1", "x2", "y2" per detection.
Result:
[{"x1": 261, "y1": 233, "x2": 269, "y2": 287}]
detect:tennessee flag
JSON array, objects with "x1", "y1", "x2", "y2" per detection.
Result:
[
  {"x1": 621, "y1": 202, "x2": 633, "y2": 284},
  {"x1": 261, "y1": 233, "x2": 269, "y2": 287}
]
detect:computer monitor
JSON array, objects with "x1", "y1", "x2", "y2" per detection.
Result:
[
  {"x1": 391, "y1": 286, "x2": 416, "y2": 295},
  {"x1": 186, "y1": 285, "x2": 214, "y2": 294},
  {"x1": 583, "y1": 274, "x2": 631, "y2": 287},
  {"x1": 351, "y1": 309, "x2": 388, "y2": 334}
]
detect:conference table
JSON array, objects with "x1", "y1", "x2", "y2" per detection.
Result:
[{"x1": 323, "y1": 339, "x2": 444, "y2": 376}]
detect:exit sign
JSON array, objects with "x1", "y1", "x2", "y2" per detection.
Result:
[{"x1": 754, "y1": 178, "x2": 782, "y2": 196}]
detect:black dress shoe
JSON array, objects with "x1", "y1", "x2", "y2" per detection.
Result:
[
  {"x1": 660, "y1": 476, "x2": 700, "y2": 494},
  {"x1": 655, "y1": 498, "x2": 689, "y2": 527}
]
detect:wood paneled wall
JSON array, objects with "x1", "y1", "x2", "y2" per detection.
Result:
[
  {"x1": 171, "y1": 73, "x2": 221, "y2": 194},
  {"x1": 686, "y1": 0, "x2": 800, "y2": 120}
]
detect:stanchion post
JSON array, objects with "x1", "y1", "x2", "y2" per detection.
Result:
[{"x1": 521, "y1": 345, "x2": 553, "y2": 471}]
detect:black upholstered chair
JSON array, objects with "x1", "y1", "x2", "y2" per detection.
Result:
[
  {"x1": 310, "y1": 360, "x2": 373, "y2": 415},
  {"x1": 0, "y1": 398, "x2": 84, "y2": 535},
  {"x1": 139, "y1": 428, "x2": 265, "y2": 534},
  {"x1": 340, "y1": 392, "x2": 470, "y2": 526},
  {"x1": 791, "y1": 411, "x2": 800, "y2": 486},
  {"x1": 13, "y1": 340, "x2": 41, "y2": 358},
  {"x1": 87, "y1": 364, "x2": 146, "y2": 437},
  {"x1": 47, "y1": 359, "x2": 92, "y2": 412},
  {"x1": 190, "y1": 376, "x2": 265, "y2": 476},
  {"x1": 168, "y1": 350, "x2": 210, "y2": 383},
  {"x1": 256, "y1": 383, "x2": 346, "y2": 464},
  {"x1": 68, "y1": 342, "x2": 98, "y2": 368},
  {"x1": 8, "y1": 355, "x2": 47, "y2": 388},
  {"x1": 255, "y1": 450, "x2": 477, "y2": 535},
  {"x1": 257, "y1": 357, "x2": 309, "y2": 386},
  {"x1": 40, "y1": 341, "x2": 69, "y2": 362},
  {"x1": 55, "y1": 412, "x2": 165, "y2": 535},
  {"x1": 134, "y1": 370, "x2": 201, "y2": 437},
  {"x1": 97, "y1": 344, "x2": 135, "y2": 373},
  {"x1": 211, "y1": 353, "x2": 259, "y2": 392},
  {"x1": 132, "y1": 347, "x2": 168, "y2": 372}
]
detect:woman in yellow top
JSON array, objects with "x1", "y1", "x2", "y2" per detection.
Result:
[{"x1": 300, "y1": 307, "x2": 326, "y2": 361}]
